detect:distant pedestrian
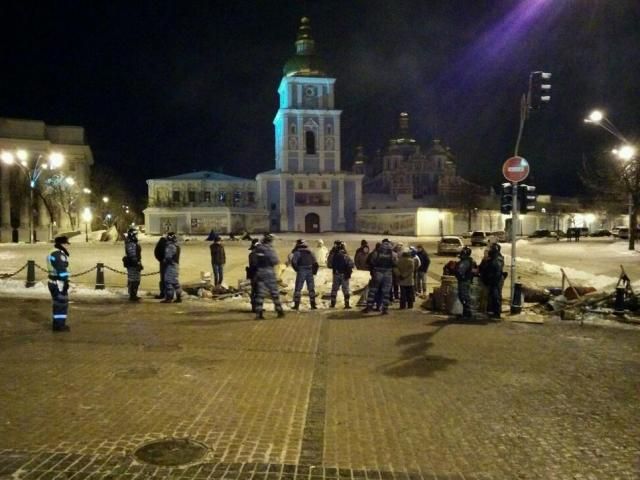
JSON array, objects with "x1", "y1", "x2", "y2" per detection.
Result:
[
  {"x1": 161, "y1": 232, "x2": 182, "y2": 303},
  {"x1": 363, "y1": 239, "x2": 398, "y2": 315},
  {"x1": 253, "y1": 233, "x2": 285, "y2": 319},
  {"x1": 354, "y1": 239, "x2": 370, "y2": 270},
  {"x1": 394, "y1": 248, "x2": 417, "y2": 309},
  {"x1": 47, "y1": 236, "x2": 71, "y2": 332},
  {"x1": 153, "y1": 233, "x2": 168, "y2": 299},
  {"x1": 391, "y1": 241, "x2": 404, "y2": 301},
  {"x1": 124, "y1": 228, "x2": 143, "y2": 301},
  {"x1": 291, "y1": 239, "x2": 318, "y2": 310},
  {"x1": 329, "y1": 241, "x2": 354, "y2": 309},
  {"x1": 414, "y1": 245, "x2": 430, "y2": 296},
  {"x1": 455, "y1": 247, "x2": 477, "y2": 319},
  {"x1": 210, "y1": 235, "x2": 226, "y2": 286},
  {"x1": 314, "y1": 239, "x2": 329, "y2": 267}
]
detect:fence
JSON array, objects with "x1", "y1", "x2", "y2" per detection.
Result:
[{"x1": 0, "y1": 260, "x2": 160, "y2": 289}]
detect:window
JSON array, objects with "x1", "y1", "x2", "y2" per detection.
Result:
[
  {"x1": 204, "y1": 191, "x2": 211, "y2": 202},
  {"x1": 326, "y1": 124, "x2": 332, "y2": 135},
  {"x1": 247, "y1": 192, "x2": 255, "y2": 203},
  {"x1": 188, "y1": 191, "x2": 196, "y2": 203},
  {"x1": 218, "y1": 192, "x2": 227, "y2": 204},
  {"x1": 270, "y1": 202, "x2": 277, "y2": 211},
  {"x1": 305, "y1": 131, "x2": 316, "y2": 154},
  {"x1": 321, "y1": 181, "x2": 327, "y2": 189},
  {"x1": 233, "y1": 191, "x2": 241, "y2": 206},
  {"x1": 172, "y1": 191, "x2": 181, "y2": 202},
  {"x1": 309, "y1": 180, "x2": 316, "y2": 189},
  {"x1": 295, "y1": 192, "x2": 330, "y2": 206},
  {"x1": 290, "y1": 124, "x2": 296, "y2": 134},
  {"x1": 298, "y1": 182, "x2": 303, "y2": 189}
]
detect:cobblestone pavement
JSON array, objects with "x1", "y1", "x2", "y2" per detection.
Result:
[{"x1": 0, "y1": 297, "x2": 639, "y2": 479}]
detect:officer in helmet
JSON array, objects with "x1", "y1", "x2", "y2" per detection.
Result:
[
  {"x1": 480, "y1": 242, "x2": 505, "y2": 319},
  {"x1": 124, "y1": 227, "x2": 143, "y2": 301},
  {"x1": 161, "y1": 232, "x2": 182, "y2": 303},
  {"x1": 253, "y1": 233, "x2": 285, "y2": 319},
  {"x1": 47, "y1": 236, "x2": 72, "y2": 332},
  {"x1": 291, "y1": 239, "x2": 318, "y2": 310},
  {"x1": 455, "y1": 246, "x2": 477, "y2": 319},
  {"x1": 246, "y1": 238, "x2": 260, "y2": 312}
]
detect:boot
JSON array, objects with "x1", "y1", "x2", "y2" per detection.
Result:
[
  {"x1": 344, "y1": 296, "x2": 351, "y2": 309},
  {"x1": 255, "y1": 311, "x2": 265, "y2": 320},
  {"x1": 276, "y1": 308, "x2": 285, "y2": 318},
  {"x1": 52, "y1": 323, "x2": 70, "y2": 332},
  {"x1": 330, "y1": 298, "x2": 336, "y2": 308},
  {"x1": 381, "y1": 309, "x2": 389, "y2": 316},
  {"x1": 292, "y1": 301, "x2": 300, "y2": 310},
  {"x1": 174, "y1": 296, "x2": 182, "y2": 303},
  {"x1": 361, "y1": 306, "x2": 371, "y2": 314},
  {"x1": 310, "y1": 300, "x2": 317, "y2": 310}
]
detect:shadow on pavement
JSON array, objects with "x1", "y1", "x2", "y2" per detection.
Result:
[{"x1": 378, "y1": 324, "x2": 457, "y2": 378}]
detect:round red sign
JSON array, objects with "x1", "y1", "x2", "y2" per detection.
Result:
[{"x1": 502, "y1": 156, "x2": 530, "y2": 183}]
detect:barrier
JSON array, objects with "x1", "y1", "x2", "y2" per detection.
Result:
[
  {"x1": 95, "y1": 263, "x2": 105, "y2": 290},
  {"x1": 25, "y1": 260, "x2": 36, "y2": 288}
]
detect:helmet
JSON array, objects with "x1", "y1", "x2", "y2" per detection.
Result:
[
  {"x1": 459, "y1": 246, "x2": 472, "y2": 257},
  {"x1": 490, "y1": 243, "x2": 501, "y2": 253},
  {"x1": 127, "y1": 227, "x2": 138, "y2": 237},
  {"x1": 167, "y1": 232, "x2": 177, "y2": 242},
  {"x1": 262, "y1": 233, "x2": 274, "y2": 244},
  {"x1": 361, "y1": 239, "x2": 368, "y2": 246},
  {"x1": 249, "y1": 238, "x2": 260, "y2": 250}
]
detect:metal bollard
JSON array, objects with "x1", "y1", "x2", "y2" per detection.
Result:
[
  {"x1": 25, "y1": 260, "x2": 36, "y2": 288},
  {"x1": 95, "y1": 263, "x2": 105, "y2": 290},
  {"x1": 510, "y1": 282, "x2": 523, "y2": 314},
  {"x1": 614, "y1": 286, "x2": 625, "y2": 315}
]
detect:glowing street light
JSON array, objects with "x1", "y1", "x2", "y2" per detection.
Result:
[
  {"x1": 65, "y1": 177, "x2": 75, "y2": 186},
  {"x1": 102, "y1": 196, "x2": 109, "y2": 204},
  {"x1": 615, "y1": 145, "x2": 637, "y2": 161},
  {"x1": 81, "y1": 207, "x2": 93, "y2": 243},
  {"x1": 586, "y1": 110, "x2": 604, "y2": 124}
]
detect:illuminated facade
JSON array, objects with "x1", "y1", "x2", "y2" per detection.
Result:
[{"x1": 255, "y1": 17, "x2": 363, "y2": 233}]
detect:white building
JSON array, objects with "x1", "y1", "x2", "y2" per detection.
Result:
[{"x1": 256, "y1": 17, "x2": 363, "y2": 233}]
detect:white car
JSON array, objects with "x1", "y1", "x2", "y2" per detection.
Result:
[{"x1": 437, "y1": 236, "x2": 464, "y2": 255}]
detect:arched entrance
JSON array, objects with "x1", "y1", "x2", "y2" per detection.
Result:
[{"x1": 305, "y1": 213, "x2": 320, "y2": 233}]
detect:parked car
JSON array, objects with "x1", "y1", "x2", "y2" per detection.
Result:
[
  {"x1": 611, "y1": 226, "x2": 625, "y2": 237},
  {"x1": 567, "y1": 227, "x2": 590, "y2": 238},
  {"x1": 490, "y1": 230, "x2": 507, "y2": 242},
  {"x1": 589, "y1": 229, "x2": 611, "y2": 237},
  {"x1": 617, "y1": 227, "x2": 629, "y2": 239},
  {"x1": 437, "y1": 236, "x2": 465, "y2": 255},
  {"x1": 529, "y1": 229, "x2": 552, "y2": 238},
  {"x1": 470, "y1": 231, "x2": 489, "y2": 246}
]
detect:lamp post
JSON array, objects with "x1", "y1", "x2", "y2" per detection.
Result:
[
  {"x1": 81, "y1": 207, "x2": 92, "y2": 243},
  {"x1": 584, "y1": 109, "x2": 637, "y2": 250},
  {"x1": 0, "y1": 149, "x2": 64, "y2": 243},
  {"x1": 438, "y1": 212, "x2": 445, "y2": 238}
]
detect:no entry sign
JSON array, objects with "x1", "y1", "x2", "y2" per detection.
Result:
[{"x1": 502, "y1": 156, "x2": 530, "y2": 183}]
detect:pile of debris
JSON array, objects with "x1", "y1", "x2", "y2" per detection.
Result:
[{"x1": 526, "y1": 266, "x2": 640, "y2": 324}]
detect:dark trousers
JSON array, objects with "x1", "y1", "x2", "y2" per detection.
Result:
[
  {"x1": 488, "y1": 284, "x2": 502, "y2": 316},
  {"x1": 158, "y1": 262, "x2": 167, "y2": 297},
  {"x1": 48, "y1": 280, "x2": 69, "y2": 329},
  {"x1": 213, "y1": 264, "x2": 224, "y2": 286},
  {"x1": 399, "y1": 286, "x2": 415, "y2": 309}
]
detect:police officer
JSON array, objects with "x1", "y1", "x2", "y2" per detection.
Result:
[
  {"x1": 455, "y1": 246, "x2": 477, "y2": 319},
  {"x1": 363, "y1": 239, "x2": 397, "y2": 315},
  {"x1": 291, "y1": 239, "x2": 318, "y2": 310},
  {"x1": 480, "y1": 243, "x2": 505, "y2": 319},
  {"x1": 153, "y1": 233, "x2": 168, "y2": 299},
  {"x1": 246, "y1": 238, "x2": 260, "y2": 312},
  {"x1": 254, "y1": 233, "x2": 285, "y2": 319},
  {"x1": 161, "y1": 232, "x2": 182, "y2": 303},
  {"x1": 329, "y1": 241, "x2": 355, "y2": 309},
  {"x1": 124, "y1": 227, "x2": 143, "y2": 301},
  {"x1": 48, "y1": 236, "x2": 71, "y2": 332}
]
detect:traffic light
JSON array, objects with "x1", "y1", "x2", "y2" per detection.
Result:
[
  {"x1": 528, "y1": 71, "x2": 551, "y2": 110},
  {"x1": 500, "y1": 182, "x2": 513, "y2": 214},
  {"x1": 518, "y1": 184, "x2": 537, "y2": 214}
]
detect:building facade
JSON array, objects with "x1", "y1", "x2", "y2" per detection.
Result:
[
  {"x1": 256, "y1": 17, "x2": 363, "y2": 233},
  {"x1": 144, "y1": 171, "x2": 267, "y2": 234},
  {"x1": 0, "y1": 117, "x2": 93, "y2": 242}
]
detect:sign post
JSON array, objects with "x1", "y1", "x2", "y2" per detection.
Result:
[{"x1": 502, "y1": 156, "x2": 530, "y2": 308}]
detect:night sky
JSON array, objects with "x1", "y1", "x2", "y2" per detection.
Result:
[{"x1": 1, "y1": 0, "x2": 639, "y2": 201}]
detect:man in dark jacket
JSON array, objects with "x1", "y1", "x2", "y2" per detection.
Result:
[
  {"x1": 455, "y1": 247, "x2": 477, "y2": 319},
  {"x1": 291, "y1": 239, "x2": 318, "y2": 310},
  {"x1": 48, "y1": 236, "x2": 72, "y2": 332},
  {"x1": 210, "y1": 235, "x2": 226, "y2": 286},
  {"x1": 161, "y1": 232, "x2": 182, "y2": 303},
  {"x1": 246, "y1": 238, "x2": 260, "y2": 312},
  {"x1": 253, "y1": 233, "x2": 285, "y2": 319},
  {"x1": 414, "y1": 245, "x2": 430, "y2": 296},
  {"x1": 480, "y1": 243, "x2": 505, "y2": 319},
  {"x1": 354, "y1": 240, "x2": 369, "y2": 270},
  {"x1": 153, "y1": 234, "x2": 168, "y2": 299}
]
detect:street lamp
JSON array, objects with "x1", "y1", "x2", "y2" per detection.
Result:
[
  {"x1": 438, "y1": 212, "x2": 445, "y2": 238},
  {"x1": 584, "y1": 109, "x2": 637, "y2": 249},
  {"x1": 81, "y1": 207, "x2": 92, "y2": 243},
  {"x1": 0, "y1": 149, "x2": 64, "y2": 243}
]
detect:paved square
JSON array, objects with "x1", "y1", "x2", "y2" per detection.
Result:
[{"x1": 0, "y1": 297, "x2": 639, "y2": 479}]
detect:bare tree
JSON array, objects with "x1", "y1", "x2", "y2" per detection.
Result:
[
  {"x1": 43, "y1": 174, "x2": 80, "y2": 230},
  {"x1": 581, "y1": 154, "x2": 639, "y2": 249}
]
